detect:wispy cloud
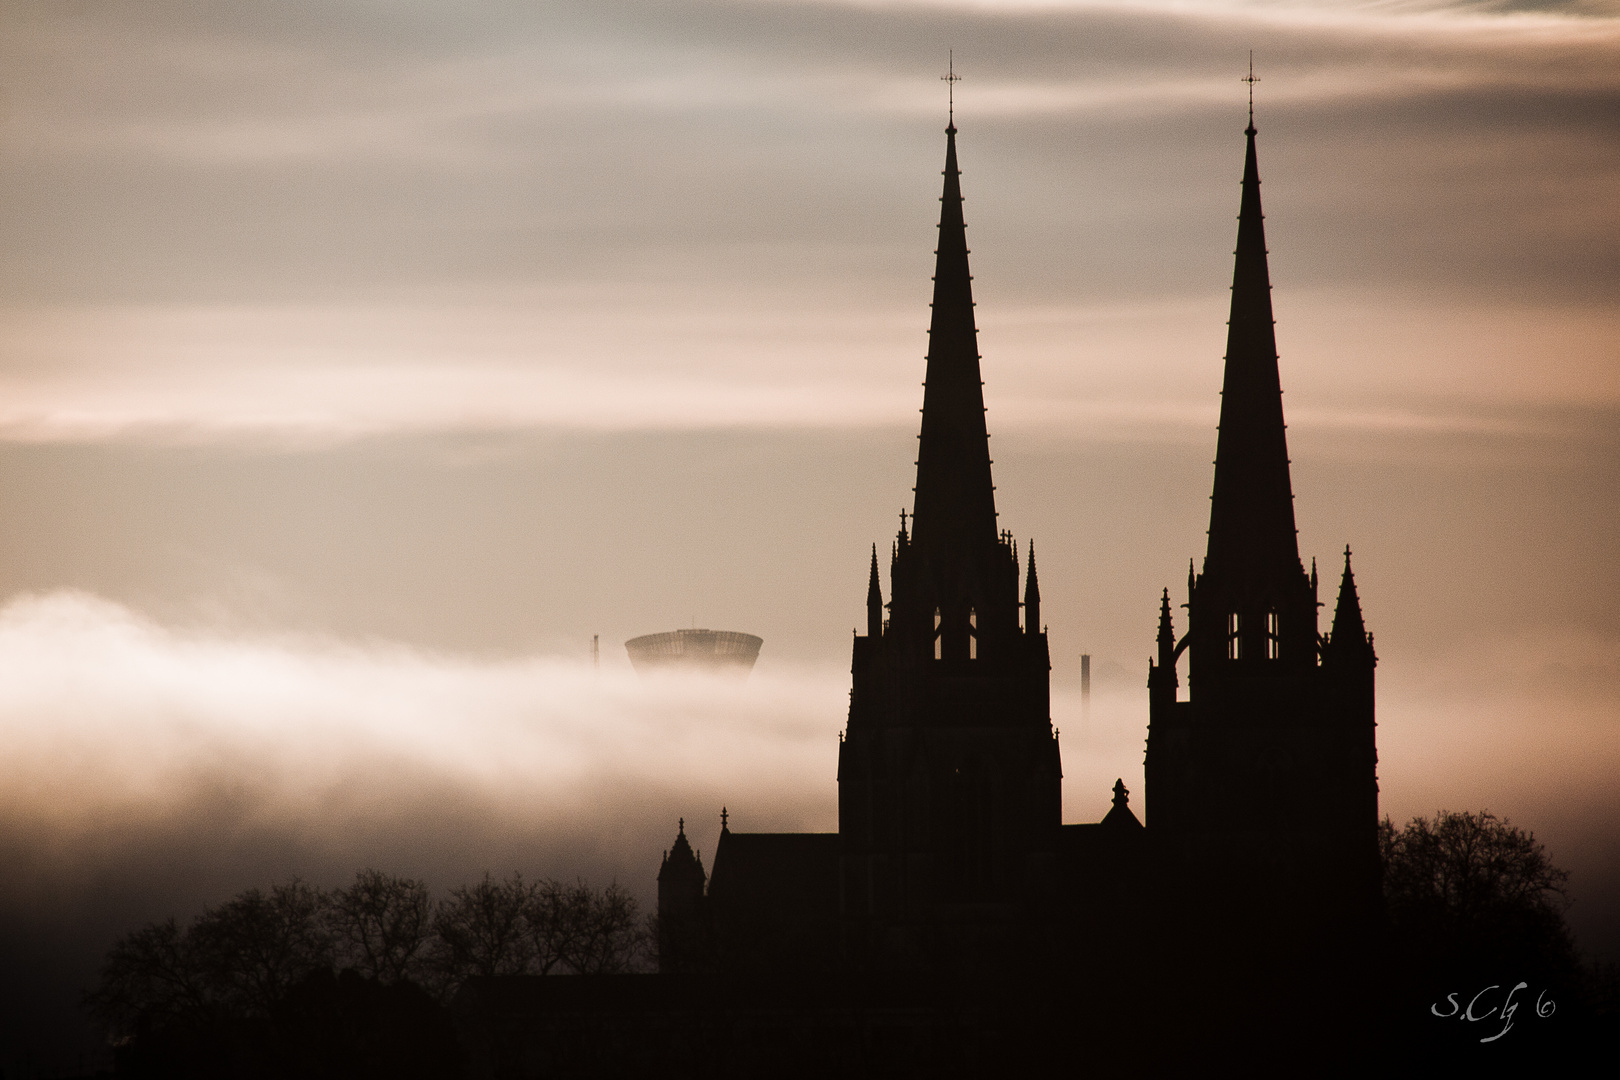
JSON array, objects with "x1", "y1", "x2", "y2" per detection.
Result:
[{"x1": 0, "y1": 289, "x2": 1607, "y2": 443}]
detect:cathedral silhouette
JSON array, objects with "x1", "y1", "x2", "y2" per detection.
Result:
[
  {"x1": 658, "y1": 107, "x2": 1380, "y2": 972},
  {"x1": 458, "y1": 108, "x2": 1387, "y2": 1076}
]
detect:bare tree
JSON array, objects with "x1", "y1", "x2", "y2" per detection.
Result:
[
  {"x1": 326, "y1": 869, "x2": 434, "y2": 985},
  {"x1": 1380, "y1": 810, "x2": 1575, "y2": 974},
  {"x1": 557, "y1": 881, "x2": 648, "y2": 975},
  {"x1": 85, "y1": 878, "x2": 333, "y2": 1039},
  {"x1": 431, "y1": 872, "x2": 536, "y2": 980},
  {"x1": 83, "y1": 917, "x2": 214, "y2": 1036},
  {"x1": 524, "y1": 878, "x2": 576, "y2": 975},
  {"x1": 187, "y1": 879, "x2": 335, "y2": 1016}
]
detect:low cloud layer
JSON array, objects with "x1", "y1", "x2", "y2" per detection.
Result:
[
  {"x1": 0, "y1": 590, "x2": 1151, "y2": 880},
  {"x1": 0, "y1": 589, "x2": 1611, "y2": 928},
  {"x1": 0, "y1": 590, "x2": 845, "y2": 887},
  {"x1": 0, "y1": 586, "x2": 1612, "y2": 1069}
]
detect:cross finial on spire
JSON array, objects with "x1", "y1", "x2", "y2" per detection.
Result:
[
  {"x1": 720, "y1": 806, "x2": 729, "y2": 831},
  {"x1": 942, "y1": 51, "x2": 961, "y2": 130},
  {"x1": 1243, "y1": 51, "x2": 1260, "y2": 133}
]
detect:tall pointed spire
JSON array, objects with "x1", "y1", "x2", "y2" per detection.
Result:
[
  {"x1": 1204, "y1": 111, "x2": 1300, "y2": 587},
  {"x1": 911, "y1": 119, "x2": 998, "y2": 572}
]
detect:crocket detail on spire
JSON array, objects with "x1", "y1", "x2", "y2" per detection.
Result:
[
  {"x1": 1204, "y1": 114, "x2": 1300, "y2": 590},
  {"x1": 911, "y1": 121, "x2": 998, "y2": 576}
]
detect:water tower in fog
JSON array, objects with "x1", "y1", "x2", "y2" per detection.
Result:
[{"x1": 625, "y1": 629, "x2": 763, "y2": 679}]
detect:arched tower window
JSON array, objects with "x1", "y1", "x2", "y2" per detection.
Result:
[
  {"x1": 1266, "y1": 610, "x2": 1280, "y2": 659},
  {"x1": 1227, "y1": 611, "x2": 1242, "y2": 660},
  {"x1": 933, "y1": 607, "x2": 942, "y2": 660},
  {"x1": 968, "y1": 607, "x2": 977, "y2": 660}
]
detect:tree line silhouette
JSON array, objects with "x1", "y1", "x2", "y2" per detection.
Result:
[{"x1": 83, "y1": 870, "x2": 648, "y2": 1078}]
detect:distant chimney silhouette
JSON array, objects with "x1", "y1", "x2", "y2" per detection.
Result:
[{"x1": 1081, "y1": 654, "x2": 1090, "y2": 724}]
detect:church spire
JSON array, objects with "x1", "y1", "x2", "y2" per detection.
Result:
[
  {"x1": 1204, "y1": 112, "x2": 1300, "y2": 588},
  {"x1": 911, "y1": 120, "x2": 998, "y2": 573}
]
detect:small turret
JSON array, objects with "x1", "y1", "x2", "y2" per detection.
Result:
[
  {"x1": 1325, "y1": 547, "x2": 1376, "y2": 666},
  {"x1": 1023, "y1": 541, "x2": 1041, "y2": 634},
  {"x1": 656, "y1": 817, "x2": 709, "y2": 973},
  {"x1": 657, "y1": 818, "x2": 706, "y2": 913},
  {"x1": 866, "y1": 545, "x2": 884, "y2": 638},
  {"x1": 1149, "y1": 588, "x2": 1179, "y2": 710},
  {"x1": 1101, "y1": 778, "x2": 1143, "y2": 830},
  {"x1": 1157, "y1": 588, "x2": 1176, "y2": 666}
]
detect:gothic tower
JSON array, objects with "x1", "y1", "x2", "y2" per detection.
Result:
[
  {"x1": 1144, "y1": 113, "x2": 1380, "y2": 928},
  {"x1": 838, "y1": 119, "x2": 1061, "y2": 967},
  {"x1": 656, "y1": 819, "x2": 708, "y2": 972}
]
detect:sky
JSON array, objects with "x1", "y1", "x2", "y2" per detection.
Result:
[{"x1": 1, "y1": 0, "x2": 1618, "y2": 1068}]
